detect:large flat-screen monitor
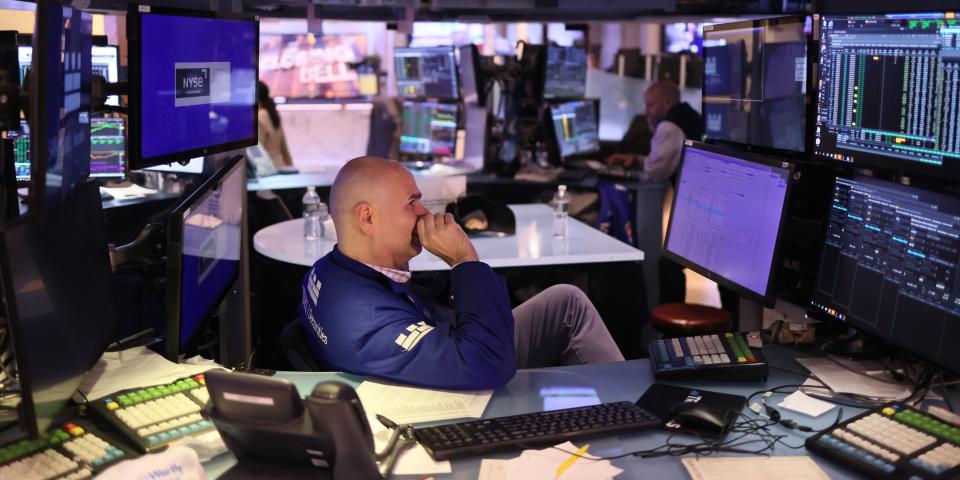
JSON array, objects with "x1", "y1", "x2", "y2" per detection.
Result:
[
  {"x1": 815, "y1": 12, "x2": 960, "y2": 180},
  {"x1": 0, "y1": 182, "x2": 117, "y2": 436},
  {"x1": 30, "y1": 3, "x2": 92, "y2": 214},
  {"x1": 399, "y1": 100, "x2": 458, "y2": 157},
  {"x1": 92, "y1": 45, "x2": 119, "y2": 107},
  {"x1": 664, "y1": 141, "x2": 794, "y2": 306},
  {"x1": 543, "y1": 45, "x2": 587, "y2": 100},
  {"x1": 165, "y1": 156, "x2": 244, "y2": 361},
  {"x1": 809, "y1": 176, "x2": 960, "y2": 373},
  {"x1": 89, "y1": 116, "x2": 125, "y2": 179},
  {"x1": 127, "y1": 6, "x2": 259, "y2": 169},
  {"x1": 548, "y1": 99, "x2": 600, "y2": 161},
  {"x1": 259, "y1": 33, "x2": 372, "y2": 100},
  {"x1": 394, "y1": 46, "x2": 458, "y2": 100},
  {"x1": 702, "y1": 15, "x2": 809, "y2": 154}
]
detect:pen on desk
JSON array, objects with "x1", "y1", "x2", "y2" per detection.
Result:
[
  {"x1": 377, "y1": 414, "x2": 399, "y2": 430},
  {"x1": 555, "y1": 443, "x2": 590, "y2": 478}
]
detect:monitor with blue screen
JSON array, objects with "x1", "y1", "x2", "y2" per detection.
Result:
[
  {"x1": 543, "y1": 46, "x2": 587, "y2": 100},
  {"x1": 165, "y1": 156, "x2": 244, "y2": 360},
  {"x1": 663, "y1": 141, "x2": 794, "y2": 306},
  {"x1": 128, "y1": 6, "x2": 258, "y2": 169}
]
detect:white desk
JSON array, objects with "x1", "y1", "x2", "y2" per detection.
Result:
[{"x1": 253, "y1": 203, "x2": 644, "y2": 270}]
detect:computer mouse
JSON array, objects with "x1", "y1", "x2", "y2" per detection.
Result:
[{"x1": 669, "y1": 402, "x2": 732, "y2": 435}]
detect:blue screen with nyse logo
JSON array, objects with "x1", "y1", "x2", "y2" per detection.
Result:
[{"x1": 139, "y1": 12, "x2": 257, "y2": 162}]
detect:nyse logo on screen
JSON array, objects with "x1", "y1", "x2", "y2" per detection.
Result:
[{"x1": 176, "y1": 67, "x2": 210, "y2": 99}]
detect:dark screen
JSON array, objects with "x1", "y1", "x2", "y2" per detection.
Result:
[
  {"x1": 543, "y1": 46, "x2": 587, "y2": 99},
  {"x1": 394, "y1": 47, "x2": 458, "y2": 100},
  {"x1": 810, "y1": 176, "x2": 960, "y2": 373},
  {"x1": 399, "y1": 101, "x2": 458, "y2": 157},
  {"x1": 665, "y1": 143, "x2": 791, "y2": 303},
  {"x1": 702, "y1": 16, "x2": 808, "y2": 153},
  {"x1": 815, "y1": 13, "x2": 960, "y2": 180},
  {"x1": 0, "y1": 182, "x2": 117, "y2": 436},
  {"x1": 0, "y1": 31, "x2": 19, "y2": 132}
]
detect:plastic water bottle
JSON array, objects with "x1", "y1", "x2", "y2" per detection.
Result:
[
  {"x1": 553, "y1": 184, "x2": 569, "y2": 238},
  {"x1": 317, "y1": 197, "x2": 330, "y2": 238},
  {"x1": 303, "y1": 186, "x2": 322, "y2": 241}
]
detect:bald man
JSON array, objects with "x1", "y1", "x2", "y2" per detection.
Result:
[
  {"x1": 605, "y1": 79, "x2": 703, "y2": 181},
  {"x1": 298, "y1": 157, "x2": 623, "y2": 390}
]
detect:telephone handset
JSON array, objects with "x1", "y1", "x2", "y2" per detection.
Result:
[{"x1": 204, "y1": 370, "x2": 387, "y2": 480}]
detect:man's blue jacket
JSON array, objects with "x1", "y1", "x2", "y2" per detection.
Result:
[{"x1": 298, "y1": 246, "x2": 517, "y2": 390}]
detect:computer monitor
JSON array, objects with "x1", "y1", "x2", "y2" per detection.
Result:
[
  {"x1": 543, "y1": 45, "x2": 587, "y2": 100},
  {"x1": 399, "y1": 100, "x2": 458, "y2": 157},
  {"x1": 16, "y1": 45, "x2": 29, "y2": 85},
  {"x1": 612, "y1": 48, "x2": 647, "y2": 79},
  {"x1": 92, "y1": 45, "x2": 119, "y2": 107},
  {"x1": 656, "y1": 54, "x2": 681, "y2": 84},
  {"x1": 394, "y1": 46, "x2": 458, "y2": 100},
  {"x1": 0, "y1": 182, "x2": 118, "y2": 436},
  {"x1": 663, "y1": 141, "x2": 795, "y2": 306},
  {"x1": 30, "y1": 3, "x2": 92, "y2": 214},
  {"x1": 702, "y1": 15, "x2": 809, "y2": 154},
  {"x1": 809, "y1": 175, "x2": 960, "y2": 373},
  {"x1": 127, "y1": 5, "x2": 259, "y2": 169},
  {"x1": 814, "y1": 12, "x2": 960, "y2": 180},
  {"x1": 458, "y1": 44, "x2": 484, "y2": 106},
  {"x1": 165, "y1": 156, "x2": 244, "y2": 361},
  {"x1": 9, "y1": 119, "x2": 29, "y2": 184},
  {"x1": 89, "y1": 116, "x2": 125, "y2": 179},
  {"x1": 547, "y1": 99, "x2": 600, "y2": 161}
]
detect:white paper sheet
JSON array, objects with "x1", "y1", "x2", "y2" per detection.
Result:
[
  {"x1": 479, "y1": 442, "x2": 621, "y2": 480},
  {"x1": 682, "y1": 456, "x2": 830, "y2": 480},
  {"x1": 778, "y1": 390, "x2": 837, "y2": 417},
  {"x1": 100, "y1": 184, "x2": 159, "y2": 200},
  {"x1": 796, "y1": 357, "x2": 912, "y2": 401},
  {"x1": 76, "y1": 347, "x2": 223, "y2": 401},
  {"x1": 355, "y1": 380, "x2": 493, "y2": 424}
]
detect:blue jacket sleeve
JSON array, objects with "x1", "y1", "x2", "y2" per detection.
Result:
[{"x1": 356, "y1": 261, "x2": 516, "y2": 390}]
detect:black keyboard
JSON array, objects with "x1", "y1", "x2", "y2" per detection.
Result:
[
  {"x1": 413, "y1": 401, "x2": 660, "y2": 460},
  {"x1": 806, "y1": 403, "x2": 960, "y2": 479},
  {"x1": 650, "y1": 333, "x2": 768, "y2": 381}
]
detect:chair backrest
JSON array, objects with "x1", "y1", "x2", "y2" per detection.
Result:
[{"x1": 279, "y1": 319, "x2": 322, "y2": 371}]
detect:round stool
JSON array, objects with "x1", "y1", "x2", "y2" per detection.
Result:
[{"x1": 651, "y1": 303, "x2": 731, "y2": 337}]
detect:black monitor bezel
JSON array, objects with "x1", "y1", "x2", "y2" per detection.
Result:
[
  {"x1": 393, "y1": 46, "x2": 459, "y2": 101},
  {"x1": 662, "y1": 140, "x2": 797, "y2": 307},
  {"x1": 701, "y1": 14, "x2": 814, "y2": 158},
  {"x1": 164, "y1": 155, "x2": 244, "y2": 361},
  {"x1": 457, "y1": 43, "x2": 485, "y2": 106},
  {"x1": 812, "y1": 11, "x2": 960, "y2": 181},
  {"x1": 398, "y1": 99, "x2": 460, "y2": 158},
  {"x1": 545, "y1": 98, "x2": 601, "y2": 164},
  {"x1": 126, "y1": 5, "x2": 259, "y2": 170}
]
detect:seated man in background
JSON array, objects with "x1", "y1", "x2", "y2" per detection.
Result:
[
  {"x1": 605, "y1": 79, "x2": 703, "y2": 181},
  {"x1": 299, "y1": 156, "x2": 623, "y2": 390}
]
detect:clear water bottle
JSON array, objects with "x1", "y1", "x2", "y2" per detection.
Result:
[
  {"x1": 553, "y1": 184, "x2": 569, "y2": 238},
  {"x1": 303, "y1": 186, "x2": 322, "y2": 241}
]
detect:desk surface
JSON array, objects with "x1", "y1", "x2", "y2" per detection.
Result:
[
  {"x1": 252, "y1": 204, "x2": 644, "y2": 269},
  {"x1": 204, "y1": 345, "x2": 872, "y2": 479}
]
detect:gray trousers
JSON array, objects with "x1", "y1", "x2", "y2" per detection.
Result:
[{"x1": 512, "y1": 284, "x2": 625, "y2": 368}]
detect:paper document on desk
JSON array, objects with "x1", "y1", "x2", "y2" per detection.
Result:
[
  {"x1": 76, "y1": 346, "x2": 223, "y2": 401},
  {"x1": 682, "y1": 456, "x2": 830, "y2": 480},
  {"x1": 478, "y1": 442, "x2": 622, "y2": 480},
  {"x1": 355, "y1": 380, "x2": 492, "y2": 424},
  {"x1": 796, "y1": 357, "x2": 912, "y2": 401}
]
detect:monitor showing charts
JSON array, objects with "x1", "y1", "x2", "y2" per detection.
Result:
[
  {"x1": 549, "y1": 99, "x2": 599, "y2": 160},
  {"x1": 664, "y1": 141, "x2": 794, "y2": 306},
  {"x1": 399, "y1": 100, "x2": 458, "y2": 157},
  {"x1": 89, "y1": 117, "x2": 125, "y2": 179},
  {"x1": 394, "y1": 47, "x2": 458, "y2": 100},
  {"x1": 815, "y1": 12, "x2": 960, "y2": 180},
  {"x1": 543, "y1": 45, "x2": 587, "y2": 99},
  {"x1": 809, "y1": 175, "x2": 960, "y2": 373}
]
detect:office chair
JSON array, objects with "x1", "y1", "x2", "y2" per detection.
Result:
[{"x1": 278, "y1": 319, "x2": 321, "y2": 371}]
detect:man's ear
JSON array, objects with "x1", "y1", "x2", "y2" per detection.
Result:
[{"x1": 355, "y1": 202, "x2": 375, "y2": 236}]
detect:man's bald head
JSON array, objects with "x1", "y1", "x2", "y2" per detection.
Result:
[
  {"x1": 643, "y1": 79, "x2": 681, "y2": 126},
  {"x1": 329, "y1": 156, "x2": 409, "y2": 220}
]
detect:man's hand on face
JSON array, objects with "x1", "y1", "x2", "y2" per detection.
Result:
[
  {"x1": 416, "y1": 212, "x2": 479, "y2": 267},
  {"x1": 605, "y1": 153, "x2": 638, "y2": 168}
]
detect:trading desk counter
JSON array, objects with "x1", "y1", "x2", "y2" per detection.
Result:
[{"x1": 203, "y1": 345, "x2": 872, "y2": 479}]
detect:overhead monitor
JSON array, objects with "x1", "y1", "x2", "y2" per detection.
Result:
[
  {"x1": 165, "y1": 156, "x2": 244, "y2": 361},
  {"x1": 394, "y1": 46, "x2": 458, "y2": 100},
  {"x1": 815, "y1": 12, "x2": 960, "y2": 180},
  {"x1": 0, "y1": 182, "x2": 117, "y2": 436},
  {"x1": 127, "y1": 5, "x2": 259, "y2": 169},
  {"x1": 809, "y1": 176, "x2": 960, "y2": 373},
  {"x1": 91, "y1": 45, "x2": 119, "y2": 107},
  {"x1": 663, "y1": 141, "x2": 794, "y2": 306},
  {"x1": 89, "y1": 116, "x2": 125, "y2": 179},
  {"x1": 543, "y1": 45, "x2": 587, "y2": 100},
  {"x1": 702, "y1": 15, "x2": 809, "y2": 154},
  {"x1": 399, "y1": 100, "x2": 458, "y2": 157},
  {"x1": 548, "y1": 99, "x2": 600, "y2": 161}
]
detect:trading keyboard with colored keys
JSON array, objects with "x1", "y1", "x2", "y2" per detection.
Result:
[
  {"x1": 0, "y1": 421, "x2": 135, "y2": 479},
  {"x1": 807, "y1": 403, "x2": 960, "y2": 479},
  {"x1": 90, "y1": 373, "x2": 215, "y2": 453},
  {"x1": 649, "y1": 333, "x2": 768, "y2": 381}
]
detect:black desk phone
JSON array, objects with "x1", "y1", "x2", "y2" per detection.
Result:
[{"x1": 204, "y1": 370, "x2": 409, "y2": 479}]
